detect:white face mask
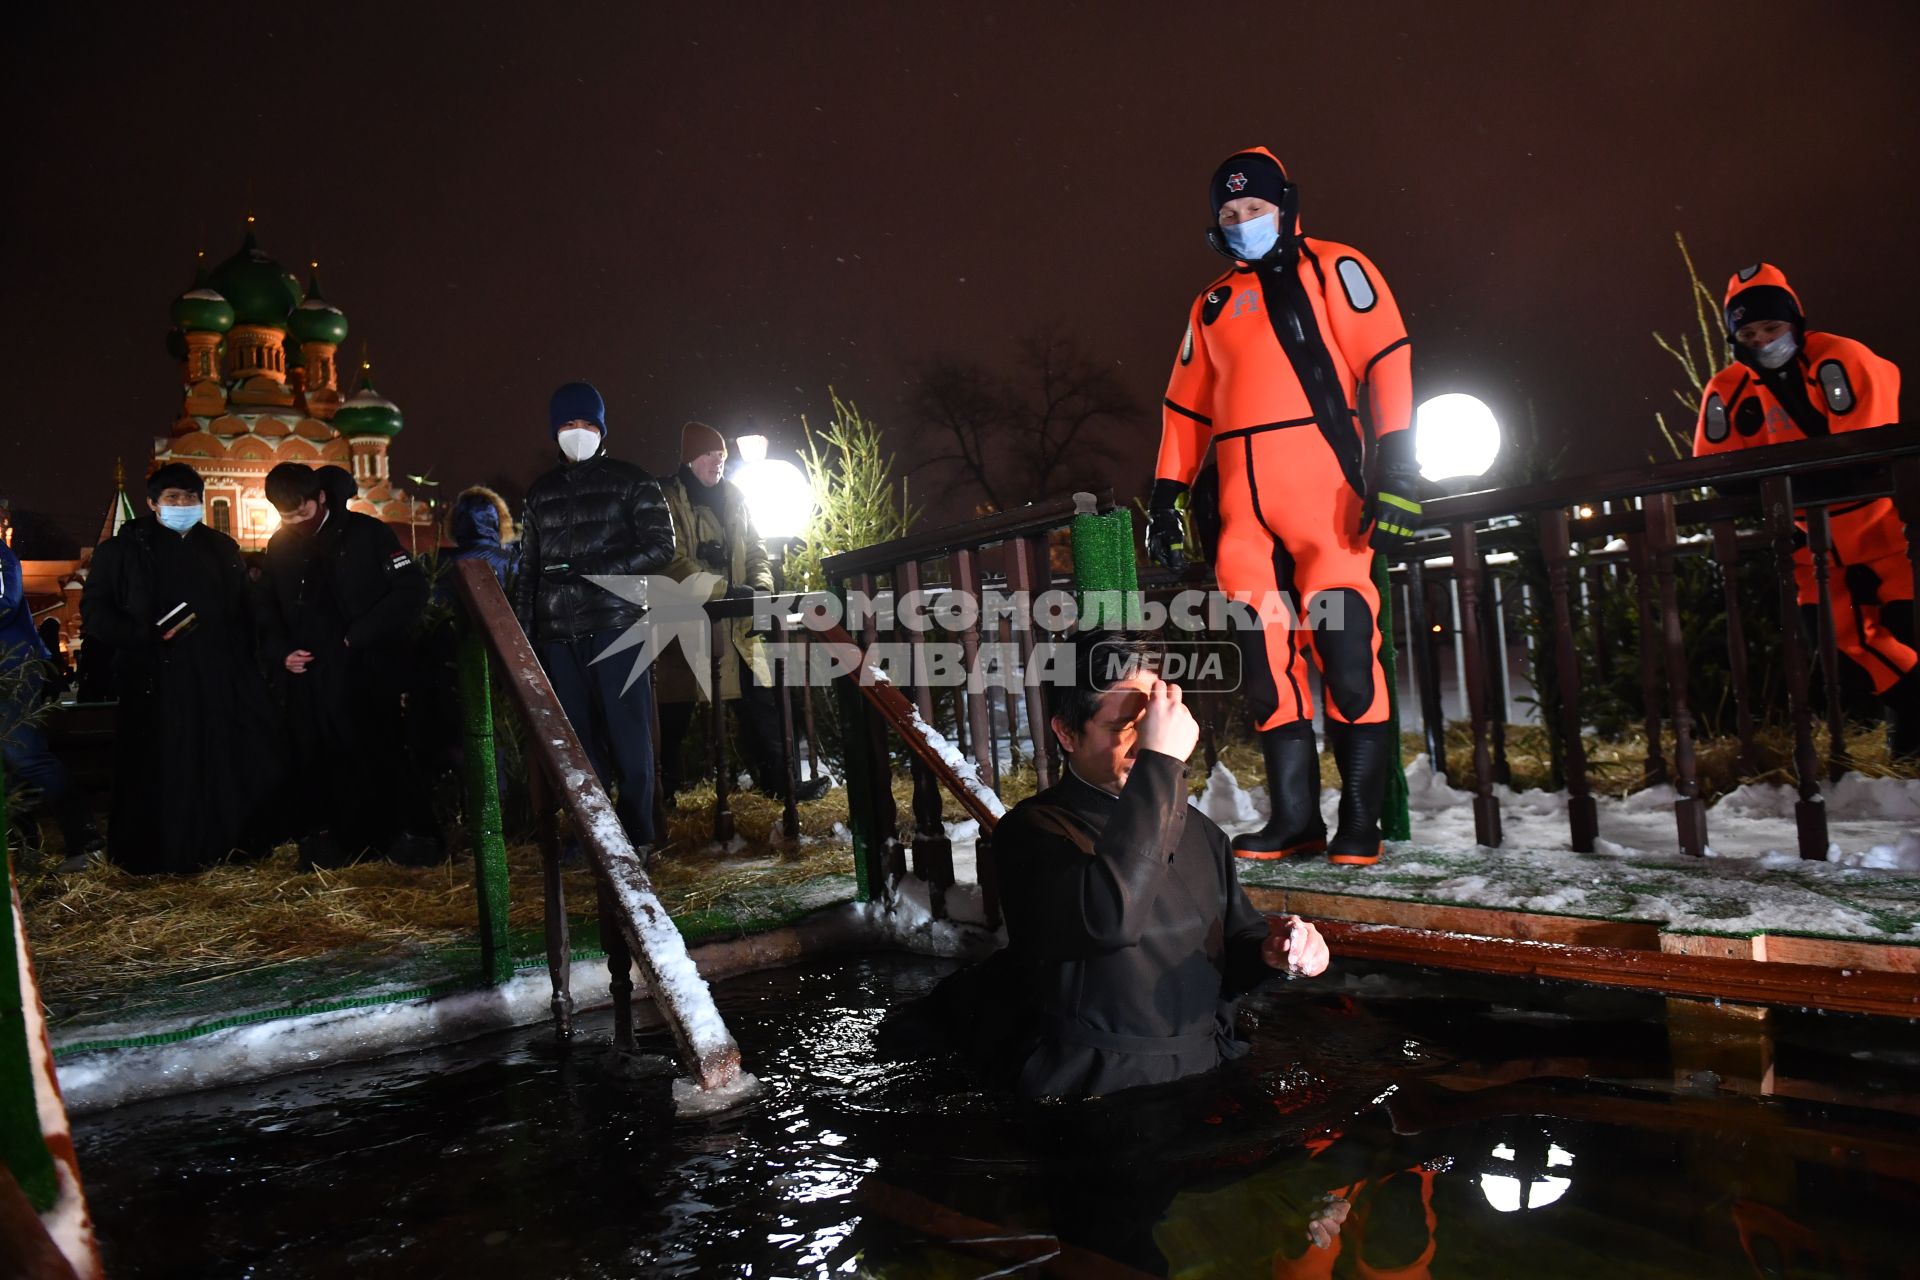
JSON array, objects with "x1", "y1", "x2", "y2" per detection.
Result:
[
  {"x1": 557, "y1": 426, "x2": 602, "y2": 462},
  {"x1": 1753, "y1": 330, "x2": 1799, "y2": 370},
  {"x1": 1223, "y1": 211, "x2": 1280, "y2": 262}
]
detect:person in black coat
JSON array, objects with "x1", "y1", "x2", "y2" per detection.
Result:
[
  {"x1": 258, "y1": 462, "x2": 431, "y2": 867},
  {"x1": 79, "y1": 462, "x2": 277, "y2": 874},
  {"x1": 515, "y1": 381, "x2": 676, "y2": 850},
  {"x1": 900, "y1": 633, "x2": 1332, "y2": 1099}
]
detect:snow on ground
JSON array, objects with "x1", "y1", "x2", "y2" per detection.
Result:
[
  {"x1": 1215, "y1": 755, "x2": 1920, "y2": 943},
  {"x1": 933, "y1": 753, "x2": 1920, "y2": 944}
]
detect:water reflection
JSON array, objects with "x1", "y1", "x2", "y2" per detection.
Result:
[{"x1": 70, "y1": 956, "x2": 1920, "y2": 1278}]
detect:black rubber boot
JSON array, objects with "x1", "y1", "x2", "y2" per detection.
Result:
[
  {"x1": 1326, "y1": 720, "x2": 1396, "y2": 865},
  {"x1": 1231, "y1": 724, "x2": 1327, "y2": 860}
]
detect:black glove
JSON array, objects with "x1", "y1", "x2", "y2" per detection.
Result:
[
  {"x1": 1146, "y1": 479, "x2": 1190, "y2": 573},
  {"x1": 1368, "y1": 432, "x2": 1423, "y2": 553},
  {"x1": 695, "y1": 540, "x2": 725, "y2": 565},
  {"x1": 724, "y1": 584, "x2": 757, "y2": 600}
]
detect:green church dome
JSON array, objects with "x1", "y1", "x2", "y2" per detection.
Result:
[
  {"x1": 289, "y1": 272, "x2": 349, "y2": 346},
  {"x1": 334, "y1": 370, "x2": 404, "y2": 438},
  {"x1": 206, "y1": 231, "x2": 303, "y2": 329},
  {"x1": 170, "y1": 287, "x2": 235, "y2": 335}
]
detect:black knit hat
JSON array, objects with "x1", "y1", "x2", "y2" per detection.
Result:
[
  {"x1": 1724, "y1": 285, "x2": 1801, "y2": 336},
  {"x1": 1210, "y1": 152, "x2": 1288, "y2": 216},
  {"x1": 145, "y1": 461, "x2": 204, "y2": 501}
]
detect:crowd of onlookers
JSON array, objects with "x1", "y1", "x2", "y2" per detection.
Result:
[{"x1": 0, "y1": 379, "x2": 818, "y2": 877}]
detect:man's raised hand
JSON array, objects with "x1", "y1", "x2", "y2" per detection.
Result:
[{"x1": 1134, "y1": 680, "x2": 1199, "y2": 762}]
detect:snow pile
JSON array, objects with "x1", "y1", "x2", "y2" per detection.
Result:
[
  {"x1": 672, "y1": 1069, "x2": 764, "y2": 1117},
  {"x1": 1196, "y1": 761, "x2": 1267, "y2": 827}
]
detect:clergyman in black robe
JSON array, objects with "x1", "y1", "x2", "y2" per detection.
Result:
[
  {"x1": 900, "y1": 632, "x2": 1330, "y2": 1100},
  {"x1": 80, "y1": 463, "x2": 280, "y2": 874}
]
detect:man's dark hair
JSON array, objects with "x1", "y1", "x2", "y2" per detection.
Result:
[
  {"x1": 1046, "y1": 630, "x2": 1168, "y2": 738},
  {"x1": 264, "y1": 462, "x2": 324, "y2": 511},
  {"x1": 145, "y1": 462, "x2": 204, "y2": 501}
]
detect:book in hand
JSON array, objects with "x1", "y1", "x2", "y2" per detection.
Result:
[{"x1": 157, "y1": 601, "x2": 199, "y2": 641}]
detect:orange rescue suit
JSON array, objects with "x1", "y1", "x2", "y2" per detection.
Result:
[
  {"x1": 1157, "y1": 149, "x2": 1412, "y2": 731},
  {"x1": 1692, "y1": 263, "x2": 1913, "y2": 694}
]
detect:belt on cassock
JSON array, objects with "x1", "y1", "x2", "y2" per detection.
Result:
[{"x1": 1043, "y1": 1017, "x2": 1219, "y2": 1057}]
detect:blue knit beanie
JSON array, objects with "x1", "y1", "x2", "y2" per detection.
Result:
[{"x1": 549, "y1": 381, "x2": 607, "y2": 437}]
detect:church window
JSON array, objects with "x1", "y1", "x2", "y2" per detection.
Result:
[{"x1": 210, "y1": 498, "x2": 232, "y2": 534}]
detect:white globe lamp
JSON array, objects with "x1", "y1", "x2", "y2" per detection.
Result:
[
  {"x1": 1414, "y1": 393, "x2": 1502, "y2": 483},
  {"x1": 732, "y1": 434, "x2": 815, "y2": 540}
]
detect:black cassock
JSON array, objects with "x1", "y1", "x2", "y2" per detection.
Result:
[
  {"x1": 81, "y1": 518, "x2": 279, "y2": 874},
  {"x1": 969, "y1": 749, "x2": 1280, "y2": 1098}
]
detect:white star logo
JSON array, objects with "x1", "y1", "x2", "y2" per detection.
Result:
[{"x1": 587, "y1": 572, "x2": 724, "y2": 697}]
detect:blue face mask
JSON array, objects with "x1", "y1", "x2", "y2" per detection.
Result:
[
  {"x1": 1223, "y1": 212, "x2": 1279, "y2": 262},
  {"x1": 157, "y1": 504, "x2": 202, "y2": 533}
]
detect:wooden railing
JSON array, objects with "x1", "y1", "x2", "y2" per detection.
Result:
[
  {"x1": 452, "y1": 561, "x2": 743, "y2": 1090},
  {"x1": 1389, "y1": 424, "x2": 1920, "y2": 858}
]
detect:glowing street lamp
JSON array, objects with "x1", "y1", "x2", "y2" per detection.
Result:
[
  {"x1": 732, "y1": 434, "x2": 815, "y2": 540},
  {"x1": 1414, "y1": 393, "x2": 1502, "y2": 483}
]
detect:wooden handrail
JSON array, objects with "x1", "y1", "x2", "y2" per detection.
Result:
[
  {"x1": 452, "y1": 560, "x2": 743, "y2": 1091},
  {"x1": 822, "y1": 490, "x2": 1107, "y2": 582},
  {"x1": 1315, "y1": 919, "x2": 1920, "y2": 1019},
  {"x1": 1424, "y1": 421, "x2": 1920, "y2": 526}
]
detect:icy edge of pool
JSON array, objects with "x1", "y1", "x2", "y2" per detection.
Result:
[{"x1": 55, "y1": 902, "x2": 993, "y2": 1116}]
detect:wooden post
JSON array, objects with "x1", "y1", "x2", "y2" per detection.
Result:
[
  {"x1": 1483, "y1": 573, "x2": 1513, "y2": 786},
  {"x1": 1709, "y1": 521, "x2": 1759, "y2": 775},
  {"x1": 1540, "y1": 509, "x2": 1598, "y2": 852},
  {"x1": 709, "y1": 614, "x2": 734, "y2": 844},
  {"x1": 1451, "y1": 522, "x2": 1502, "y2": 847},
  {"x1": 800, "y1": 634, "x2": 824, "y2": 786},
  {"x1": 1587, "y1": 561, "x2": 1614, "y2": 682},
  {"x1": 1627, "y1": 530, "x2": 1669, "y2": 786},
  {"x1": 456, "y1": 626, "x2": 512, "y2": 984},
  {"x1": 1804, "y1": 506, "x2": 1849, "y2": 782},
  {"x1": 951, "y1": 546, "x2": 998, "y2": 791},
  {"x1": 895, "y1": 558, "x2": 954, "y2": 919},
  {"x1": 598, "y1": 880, "x2": 635, "y2": 1052},
  {"x1": 1406, "y1": 558, "x2": 1448, "y2": 780},
  {"x1": 1007, "y1": 534, "x2": 1056, "y2": 791},
  {"x1": 525, "y1": 764, "x2": 573, "y2": 1041},
  {"x1": 452, "y1": 561, "x2": 742, "y2": 1089},
  {"x1": 833, "y1": 573, "x2": 897, "y2": 901},
  {"x1": 1646, "y1": 494, "x2": 1708, "y2": 857},
  {"x1": 772, "y1": 612, "x2": 800, "y2": 843},
  {"x1": 1760, "y1": 477, "x2": 1829, "y2": 860}
]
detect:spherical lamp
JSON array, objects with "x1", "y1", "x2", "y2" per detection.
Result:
[{"x1": 1414, "y1": 393, "x2": 1502, "y2": 483}]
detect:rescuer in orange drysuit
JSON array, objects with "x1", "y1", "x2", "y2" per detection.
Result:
[
  {"x1": 1692, "y1": 263, "x2": 1917, "y2": 758},
  {"x1": 1148, "y1": 147, "x2": 1419, "y2": 865}
]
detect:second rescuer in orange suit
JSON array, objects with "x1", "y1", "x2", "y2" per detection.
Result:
[
  {"x1": 1148, "y1": 147, "x2": 1419, "y2": 865},
  {"x1": 1692, "y1": 263, "x2": 1917, "y2": 758}
]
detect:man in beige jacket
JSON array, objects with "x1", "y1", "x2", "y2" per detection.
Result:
[{"x1": 657, "y1": 421, "x2": 828, "y2": 804}]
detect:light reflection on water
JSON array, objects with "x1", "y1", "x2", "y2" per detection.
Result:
[{"x1": 73, "y1": 955, "x2": 1920, "y2": 1278}]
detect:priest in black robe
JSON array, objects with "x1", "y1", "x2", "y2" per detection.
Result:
[
  {"x1": 889, "y1": 632, "x2": 1330, "y2": 1100},
  {"x1": 80, "y1": 462, "x2": 280, "y2": 874}
]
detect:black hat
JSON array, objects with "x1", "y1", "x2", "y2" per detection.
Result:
[
  {"x1": 1210, "y1": 152, "x2": 1288, "y2": 216},
  {"x1": 1724, "y1": 285, "x2": 1800, "y2": 336},
  {"x1": 146, "y1": 461, "x2": 204, "y2": 501}
]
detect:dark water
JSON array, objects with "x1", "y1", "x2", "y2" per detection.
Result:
[{"x1": 74, "y1": 954, "x2": 1920, "y2": 1279}]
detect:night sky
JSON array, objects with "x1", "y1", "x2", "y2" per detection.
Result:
[{"x1": 5, "y1": 1, "x2": 1916, "y2": 548}]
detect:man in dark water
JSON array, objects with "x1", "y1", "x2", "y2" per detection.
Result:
[{"x1": 941, "y1": 631, "x2": 1330, "y2": 1099}]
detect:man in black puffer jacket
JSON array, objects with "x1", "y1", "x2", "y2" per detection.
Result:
[
  {"x1": 516, "y1": 381, "x2": 676, "y2": 849},
  {"x1": 259, "y1": 462, "x2": 431, "y2": 867}
]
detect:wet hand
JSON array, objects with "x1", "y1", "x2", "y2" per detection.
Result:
[
  {"x1": 1134, "y1": 680, "x2": 1198, "y2": 761},
  {"x1": 1305, "y1": 1195, "x2": 1350, "y2": 1250},
  {"x1": 285, "y1": 649, "x2": 314, "y2": 675},
  {"x1": 1263, "y1": 914, "x2": 1330, "y2": 977}
]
